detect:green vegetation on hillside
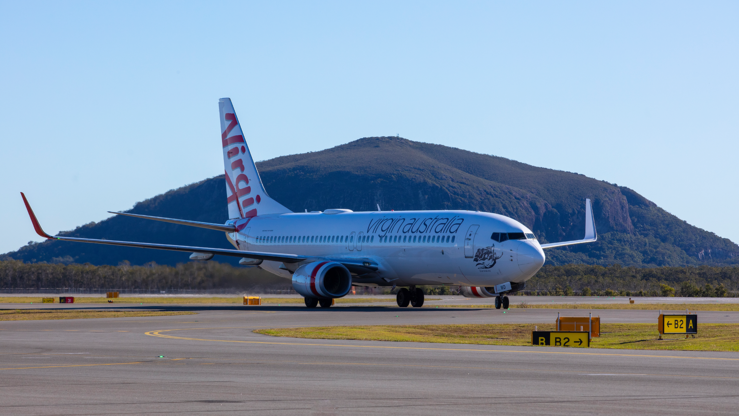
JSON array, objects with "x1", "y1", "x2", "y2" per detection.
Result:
[{"x1": 4, "y1": 137, "x2": 738, "y2": 267}]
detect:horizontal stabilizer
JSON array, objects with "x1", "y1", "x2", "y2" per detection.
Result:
[
  {"x1": 540, "y1": 199, "x2": 597, "y2": 249},
  {"x1": 109, "y1": 211, "x2": 236, "y2": 233}
]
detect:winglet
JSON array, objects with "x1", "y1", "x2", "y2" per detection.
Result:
[
  {"x1": 20, "y1": 193, "x2": 55, "y2": 239},
  {"x1": 539, "y1": 198, "x2": 597, "y2": 249},
  {"x1": 584, "y1": 198, "x2": 596, "y2": 241}
]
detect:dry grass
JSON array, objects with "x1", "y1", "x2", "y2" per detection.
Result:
[
  {"x1": 0, "y1": 297, "x2": 410, "y2": 305},
  {"x1": 0, "y1": 309, "x2": 195, "y2": 321},
  {"x1": 256, "y1": 323, "x2": 739, "y2": 352}
]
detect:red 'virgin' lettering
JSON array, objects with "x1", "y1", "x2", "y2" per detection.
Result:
[
  {"x1": 227, "y1": 147, "x2": 240, "y2": 158},
  {"x1": 231, "y1": 159, "x2": 245, "y2": 173}
]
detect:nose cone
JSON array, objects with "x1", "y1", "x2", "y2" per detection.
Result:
[{"x1": 518, "y1": 242, "x2": 545, "y2": 277}]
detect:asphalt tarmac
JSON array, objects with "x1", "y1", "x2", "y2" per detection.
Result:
[{"x1": 1, "y1": 303, "x2": 738, "y2": 415}]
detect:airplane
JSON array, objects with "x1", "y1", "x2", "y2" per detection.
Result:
[{"x1": 21, "y1": 98, "x2": 597, "y2": 309}]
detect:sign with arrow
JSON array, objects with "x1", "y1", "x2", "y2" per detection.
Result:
[
  {"x1": 532, "y1": 331, "x2": 590, "y2": 348},
  {"x1": 659, "y1": 314, "x2": 697, "y2": 335}
]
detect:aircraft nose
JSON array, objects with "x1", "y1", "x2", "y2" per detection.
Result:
[{"x1": 518, "y1": 242, "x2": 545, "y2": 276}]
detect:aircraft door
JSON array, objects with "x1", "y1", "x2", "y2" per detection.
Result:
[
  {"x1": 464, "y1": 225, "x2": 480, "y2": 258},
  {"x1": 357, "y1": 232, "x2": 364, "y2": 251},
  {"x1": 349, "y1": 231, "x2": 356, "y2": 251}
]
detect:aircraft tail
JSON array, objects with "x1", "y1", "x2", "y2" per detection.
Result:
[{"x1": 219, "y1": 98, "x2": 292, "y2": 219}]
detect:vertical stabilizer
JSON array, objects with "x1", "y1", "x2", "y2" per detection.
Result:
[{"x1": 219, "y1": 98, "x2": 292, "y2": 219}]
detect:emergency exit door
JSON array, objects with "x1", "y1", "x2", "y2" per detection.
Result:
[{"x1": 464, "y1": 225, "x2": 480, "y2": 258}]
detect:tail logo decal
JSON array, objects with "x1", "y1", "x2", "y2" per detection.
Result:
[{"x1": 222, "y1": 112, "x2": 258, "y2": 218}]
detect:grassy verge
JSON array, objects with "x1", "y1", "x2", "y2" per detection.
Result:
[
  {"x1": 456, "y1": 303, "x2": 739, "y2": 312},
  {"x1": 0, "y1": 309, "x2": 195, "y2": 321},
  {"x1": 0, "y1": 296, "x2": 413, "y2": 305},
  {"x1": 255, "y1": 323, "x2": 739, "y2": 352}
]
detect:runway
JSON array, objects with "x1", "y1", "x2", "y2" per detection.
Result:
[{"x1": 1, "y1": 304, "x2": 738, "y2": 415}]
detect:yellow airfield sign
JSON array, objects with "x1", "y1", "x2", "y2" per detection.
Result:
[
  {"x1": 532, "y1": 331, "x2": 590, "y2": 348},
  {"x1": 659, "y1": 314, "x2": 697, "y2": 334}
]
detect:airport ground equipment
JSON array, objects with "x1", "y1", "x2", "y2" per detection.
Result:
[
  {"x1": 556, "y1": 313, "x2": 600, "y2": 337},
  {"x1": 532, "y1": 331, "x2": 590, "y2": 347},
  {"x1": 658, "y1": 312, "x2": 697, "y2": 338},
  {"x1": 42, "y1": 298, "x2": 54, "y2": 303},
  {"x1": 243, "y1": 296, "x2": 262, "y2": 306},
  {"x1": 106, "y1": 292, "x2": 119, "y2": 298}
]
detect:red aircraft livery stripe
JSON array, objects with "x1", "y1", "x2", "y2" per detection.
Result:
[
  {"x1": 470, "y1": 287, "x2": 480, "y2": 297},
  {"x1": 310, "y1": 262, "x2": 329, "y2": 297}
]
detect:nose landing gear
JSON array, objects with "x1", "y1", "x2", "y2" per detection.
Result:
[{"x1": 495, "y1": 295, "x2": 509, "y2": 310}]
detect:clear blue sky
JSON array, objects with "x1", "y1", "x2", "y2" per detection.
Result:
[{"x1": 1, "y1": 1, "x2": 737, "y2": 255}]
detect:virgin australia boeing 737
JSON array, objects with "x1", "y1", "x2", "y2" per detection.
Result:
[{"x1": 21, "y1": 98, "x2": 596, "y2": 309}]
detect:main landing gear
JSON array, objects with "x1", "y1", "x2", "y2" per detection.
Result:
[
  {"x1": 304, "y1": 297, "x2": 335, "y2": 308},
  {"x1": 396, "y1": 286, "x2": 424, "y2": 308},
  {"x1": 495, "y1": 295, "x2": 510, "y2": 310}
]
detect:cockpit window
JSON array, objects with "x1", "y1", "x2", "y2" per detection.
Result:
[{"x1": 493, "y1": 232, "x2": 532, "y2": 242}]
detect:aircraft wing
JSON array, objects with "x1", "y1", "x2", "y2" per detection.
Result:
[
  {"x1": 21, "y1": 193, "x2": 305, "y2": 264},
  {"x1": 540, "y1": 199, "x2": 597, "y2": 249}
]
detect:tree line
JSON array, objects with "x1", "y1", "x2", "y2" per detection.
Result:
[{"x1": 0, "y1": 260, "x2": 737, "y2": 296}]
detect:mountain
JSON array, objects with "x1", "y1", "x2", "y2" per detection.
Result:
[{"x1": 5, "y1": 137, "x2": 738, "y2": 267}]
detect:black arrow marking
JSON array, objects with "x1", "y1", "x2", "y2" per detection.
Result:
[
  {"x1": 667, "y1": 321, "x2": 672, "y2": 327},
  {"x1": 575, "y1": 339, "x2": 583, "y2": 346}
]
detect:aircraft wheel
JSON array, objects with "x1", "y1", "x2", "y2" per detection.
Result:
[
  {"x1": 304, "y1": 297, "x2": 319, "y2": 308},
  {"x1": 396, "y1": 288, "x2": 411, "y2": 307},
  {"x1": 502, "y1": 296, "x2": 510, "y2": 309},
  {"x1": 494, "y1": 296, "x2": 502, "y2": 309},
  {"x1": 411, "y1": 288, "x2": 425, "y2": 307},
  {"x1": 319, "y1": 299, "x2": 333, "y2": 308}
]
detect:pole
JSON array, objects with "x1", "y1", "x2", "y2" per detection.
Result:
[
  {"x1": 589, "y1": 313, "x2": 592, "y2": 342},
  {"x1": 557, "y1": 312, "x2": 560, "y2": 331}
]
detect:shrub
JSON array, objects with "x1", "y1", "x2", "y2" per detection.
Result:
[{"x1": 660, "y1": 283, "x2": 675, "y2": 297}]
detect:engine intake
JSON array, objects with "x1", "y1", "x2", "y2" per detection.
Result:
[{"x1": 292, "y1": 261, "x2": 352, "y2": 299}]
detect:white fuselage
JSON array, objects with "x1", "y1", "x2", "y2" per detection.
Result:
[{"x1": 225, "y1": 210, "x2": 546, "y2": 288}]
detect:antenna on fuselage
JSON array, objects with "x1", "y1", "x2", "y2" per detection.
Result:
[{"x1": 377, "y1": 204, "x2": 381, "y2": 211}]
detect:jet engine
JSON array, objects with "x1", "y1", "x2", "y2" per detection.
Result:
[
  {"x1": 292, "y1": 261, "x2": 352, "y2": 299},
  {"x1": 460, "y1": 286, "x2": 496, "y2": 298}
]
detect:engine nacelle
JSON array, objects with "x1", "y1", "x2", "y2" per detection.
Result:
[
  {"x1": 461, "y1": 286, "x2": 497, "y2": 298},
  {"x1": 292, "y1": 261, "x2": 352, "y2": 299}
]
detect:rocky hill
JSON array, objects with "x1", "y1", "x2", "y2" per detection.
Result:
[{"x1": 5, "y1": 137, "x2": 738, "y2": 267}]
